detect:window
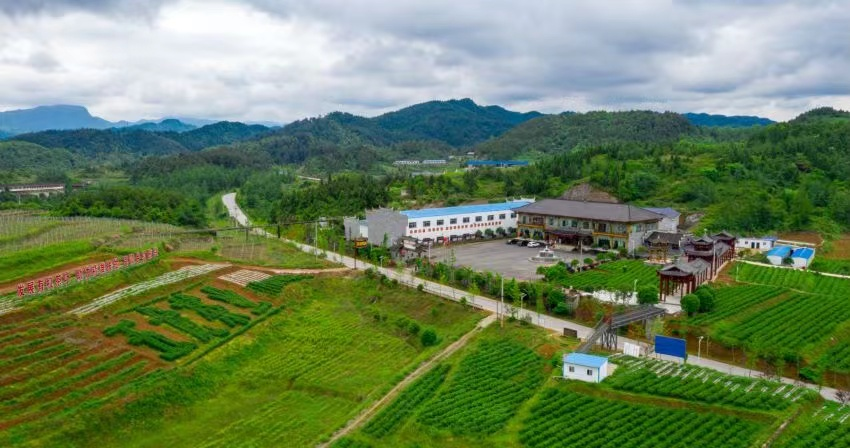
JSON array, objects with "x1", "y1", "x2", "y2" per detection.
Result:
[
  {"x1": 408, "y1": 222, "x2": 417, "y2": 229},
  {"x1": 547, "y1": 217, "x2": 554, "y2": 225},
  {"x1": 475, "y1": 216, "x2": 482, "y2": 222},
  {"x1": 571, "y1": 220, "x2": 578, "y2": 228},
  {"x1": 510, "y1": 213, "x2": 516, "y2": 218},
  {"x1": 487, "y1": 215, "x2": 494, "y2": 221},
  {"x1": 635, "y1": 224, "x2": 642, "y2": 232},
  {"x1": 450, "y1": 218, "x2": 457, "y2": 225},
  {"x1": 436, "y1": 219, "x2": 444, "y2": 226},
  {"x1": 587, "y1": 369, "x2": 593, "y2": 376},
  {"x1": 521, "y1": 216, "x2": 527, "y2": 224},
  {"x1": 499, "y1": 214, "x2": 506, "y2": 220},
  {"x1": 423, "y1": 221, "x2": 431, "y2": 227},
  {"x1": 616, "y1": 224, "x2": 626, "y2": 233},
  {"x1": 561, "y1": 220, "x2": 567, "y2": 227},
  {"x1": 568, "y1": 366, "x2": 575, "y2": 373},
  {"x1": 582, "y1": 221, "x2": 590, "y2": 229},
  {"x1": 463, "y1": 217, "x2": 470, "y2": 223}
]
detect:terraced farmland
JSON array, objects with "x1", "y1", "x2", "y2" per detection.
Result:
[{"x1": 558, "y1": 259, "x2": 660, "y2": 291}]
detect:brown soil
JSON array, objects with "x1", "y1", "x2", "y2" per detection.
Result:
[
  {"x1": 824, "y1": 234, "x2": 850, "y2": 260},
  {"x1": 778, "y1": 232, "x2": 823, "y2": 246},
  {"x1": 536, "y1": 343, "x2": 558, "y2": 359}
]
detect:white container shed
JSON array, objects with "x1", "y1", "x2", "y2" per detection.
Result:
[
  {"x1": 563, "y1": 353, "x2": 609, "y2": 383},
  {"x1": 791, "y1": 247, "x2": 815, "y2": 268},
  {"x1": 766, "y1": 246, "x2": 792, "y2": 266}
]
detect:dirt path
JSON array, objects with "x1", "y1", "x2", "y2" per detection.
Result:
[{"x1": 318, "y1": 314, "x2": 497, "y2": 448}]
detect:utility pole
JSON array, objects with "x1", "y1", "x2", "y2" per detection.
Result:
[{"x1": 500, "y1": 276, "x2": 505, "y2": 328}]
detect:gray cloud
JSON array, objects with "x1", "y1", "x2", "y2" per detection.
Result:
[{"x1": 0, "y1": 0, "x2": 849, "y2": 123}]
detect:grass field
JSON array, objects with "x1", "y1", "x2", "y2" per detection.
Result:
[
  {"x1": 0, "y1": 271, "x2": 483, "y2": 447},
  {"x1": 773, "y1": 401, "x2": 850, "y2": 447},
  {"x1": 557, "y1": 259, "x2": 660, "y2": 291}
]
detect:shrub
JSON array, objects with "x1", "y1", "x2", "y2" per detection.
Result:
[
  {"x1": 420, "y1": 329, "x2": 438, "y2": 347},
  {"x1": 637, "y1": 285, "x2": 659, "y2": 305},
  {"x1": 681, "y1": 294, "x2": 701, "y2": 316}
]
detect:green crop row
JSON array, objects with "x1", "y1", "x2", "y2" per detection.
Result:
[
  {"x1": 737, "y1": 263, "x2": 850, "y2": 297},
  {"x1": 169, "y1": 293, "x2": 251, "y2": 328},
  {"x1": 606, "y1": 356, "x2": 815, "y2": 410},
  {"x1": 687, "y1": 285, "x2": 782, "y2": 326},
  {"x1": 103, "y1": 320, "x2": 196, "y2": 361},
  {"x1": 247, "y1": 275, "x2": 313, "y2": 296},
  {"x1": 520, "y1": 388, "x2": 765, "y2": 448},
  {"x1": 418, "y1": 339, "x2": 544, "y2": 435},
  {"x1": 136, "y1": 306, "x2": 229, "y2": 343},
  {"x1": 558, "y1": 260, "x2": 659, "y2": 292},
  {"x1": 363, "y1": 364, "x2": 450, "y2": 438},
  {"x1": 201, "y1": 286, "x2": 258, "y2": 308}
]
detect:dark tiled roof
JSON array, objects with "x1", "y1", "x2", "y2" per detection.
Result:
[
  {"x1": 660, "y1": 258, "x2": 710, "y2": 275},
  {"x1": 644, "y1": 207, "x2": 680, "y2": 218},
  {"x1": 514, "y1": 199, "x2": 663, "y2": 223},
  {"x1": 645, "y1": 231, "x2": 685, "y2": 245}
]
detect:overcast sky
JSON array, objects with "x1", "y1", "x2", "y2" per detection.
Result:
[{"x1": 1, "y1": 0, "x2": 848, "y2": 123}]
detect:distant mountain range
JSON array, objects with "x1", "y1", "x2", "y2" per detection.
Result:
[{"x1": 0, "y1": 104, "x2": 279, "y2": 136}]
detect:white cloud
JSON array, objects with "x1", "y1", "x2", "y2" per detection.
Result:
[{"x1": 0, "y1": 0, "x2": 849, "y2": 123}]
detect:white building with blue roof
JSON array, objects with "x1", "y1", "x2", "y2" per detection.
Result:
[
  {"x1": 766, "y1": 246, "x2": 792, "y2": 265},
  {"x1": 364, "y1": 199, "x2": 534, "y2": 247},
  {"x1": 791, "y1": 247, "x2": 815, "y2": 268},
  {"x1": 563, "y1": 353, "x2": 610, "y2": 383}
]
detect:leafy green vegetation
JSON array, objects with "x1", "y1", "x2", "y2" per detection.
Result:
[
  {"x1": 362, "y1": 364, "x2": 450, "y2": 438},
  {"x1": 246, "y1": 274, "x2": 313, "y2": 296},
  {"x1": 56, "y1": 185, "x2": 206, "y2": 227}
]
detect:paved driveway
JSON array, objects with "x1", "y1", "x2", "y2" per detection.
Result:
[{"x1": 428, "y1": 239, "x2": 586, "y2": 281}]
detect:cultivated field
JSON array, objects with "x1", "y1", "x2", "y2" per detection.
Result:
[{"x1": 557, "y1": 259, "x2": 660, "y2": 291}]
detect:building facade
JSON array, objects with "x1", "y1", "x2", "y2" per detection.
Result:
[
  {"x1": 643, "y1": 207, "x2": 680, "y2": 232},
  {"x1": 563, "y1": 353, "x2": 609, "y2": 383},
  {"x1": 361, "y1": 200, "x2": 533, "y2": 247},
  {"x1": 736, "y1": 236, "x2": 777, "y2": 251},
  {"x1": 513, "y1": 199, "x2": 663, "y2": 250}
]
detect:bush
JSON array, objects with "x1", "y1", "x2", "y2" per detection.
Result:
[
  {"x1": 417, "y1": 283, "x2": 425, "y2": 292},
  {"x1": 695, "y1": 287, "x2": 716, "y2": 312},
  {"x1": 420, "y1": 329, "x2": 438, "y2": 347},
  {"x1": 408, "y1": 321, "x2": 421, "y2": 335},
  {"x1": 681, "y1": 294, "x2": 701, "y2": 316},
  {"x1": 637, "y1": 285, "x2": 659, "y2": 305}
]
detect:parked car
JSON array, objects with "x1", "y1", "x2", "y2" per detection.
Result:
[
  {"x1": 527, "y1": 241, "x2": 542, "y2": 248},
  {"x1": 506, "y1": 238, "x2": 519, "y2": 245},
  {"x1": 519, "y1": 240, "x2": 531, "y2": 247}
]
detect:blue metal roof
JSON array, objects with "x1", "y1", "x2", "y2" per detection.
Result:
[
  {"x1": 766, "y1": 246, "x2": 792, "y2": 258},
  {"x1": 644, "y1": 207, "x2": 680, "y2": 218},
  {"x1": 563, "y1": 353, "x2": 608, "y2": 369},
  {"x1": 466, "y1": 160, "x2": 529, "y2": 166},
  {"x1": 792, "y1": 247, "x2": 815, "y2": 260},
  {"x1": 401, "y1": 201, "x2": 531, "y2": 219}
]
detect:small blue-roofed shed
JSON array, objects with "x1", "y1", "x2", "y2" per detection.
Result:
[
  {"x1": 766, "y1": 246, "x2": 792, "y2": 266},
  {"x1": 791, "y1": 247, "x2": 815, "y2": 268},
  {"x1": 563, "y1": 353, "x2": 610, "y2": 383}
]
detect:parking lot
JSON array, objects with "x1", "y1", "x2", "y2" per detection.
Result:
[{"x1": 428, "y1": 239, "x2": 587, "y2": 281}]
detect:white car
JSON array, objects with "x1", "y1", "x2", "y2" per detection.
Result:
[{"x1": 527, "y1": 241, "x2": 542, "y2": 248}]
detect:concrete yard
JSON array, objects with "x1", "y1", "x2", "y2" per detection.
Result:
[{"x1": 427, "y1": 239, "x2": 586, "y2": 280}]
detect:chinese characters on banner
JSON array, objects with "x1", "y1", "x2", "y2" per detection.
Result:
[{"x1": 16, "y1": 248, "x2": 159, "y2": 298}]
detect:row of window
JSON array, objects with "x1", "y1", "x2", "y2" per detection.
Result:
[
  {"x1": 519, "y1": 216, "x2": 652, "y2": 234},
  {"x1": 409, "y1": 222, "x2": 503, "y2": 234},
  {"x1": 567, "y1": 366, "x2": 594, "y2": 376},
  {"x1": 409, "y1": 213, "x2": 514, "y2": 229}
]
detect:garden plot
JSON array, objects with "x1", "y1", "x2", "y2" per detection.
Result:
[
  {"x1": 0, "y1": 295, "x2": 26, "y2": 316},
  {"x1": 219, "y1": 269, "x2": 271, "y2": 287},
  {"x1": 607, "y1": 355, "x2": 816, "y2": 409},
  {"x1": 70, "y1": 264, "x2": 230, "y2": 316}
]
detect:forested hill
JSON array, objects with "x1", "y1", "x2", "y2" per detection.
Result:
[
  {"x1": 10, "y1": 121, "x2": 270, "y2": 161},
  {"x1": 474, "y1": 110, "x2": 695, "y2": 159},
  {"x1": 122, "y1": 118, "x2": 197, "y2": 133},
  {"x1": 683, "y1": 112, "x2": 775, "y2": 127},
  {"x1": 374, "y1": 98, "x2": 543, "y2": 146}
]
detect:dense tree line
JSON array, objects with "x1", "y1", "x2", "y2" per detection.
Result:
[{"x1": 57, "y1": 185, "x2": 205, "y2": 227}]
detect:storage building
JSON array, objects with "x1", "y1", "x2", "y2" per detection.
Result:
[
  {"x1": 766, "y1": 246, "x2": 792, "y2": 265},
  {"x1": 563, "y1": 353, "x2": 609, "y2": 383},
  {"x1": 643, "y1": 207, "x2": 681, "y2": 232},
  {"x1": 791, "y1": 247, "x2": 815, "y2": 269},
  {"x1": 736, "y1": 236, "x2": 777, "y2": 251}
]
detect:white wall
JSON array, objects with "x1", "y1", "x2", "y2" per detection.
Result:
[
  {"x1": 563, "y1": 362, "x2": 607, "y2": 383},
  {"x1": 736, "y1": 239, "x2": 775, "y2": 251},
  {"x1": 406, "y1": 210, "x2": 519, "y2": 241},
  {"x1": 792, "y1": 257, "x2": 812, "y2": 268},
  {"x1": 658, "y1": 217, "x2": 679, "y2": 232},
  {"x1": 767, "y1": 255, "x2": 784, "y2": 266}
]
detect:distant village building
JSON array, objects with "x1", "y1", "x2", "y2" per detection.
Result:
[
  {"x1": 360, "y1": 199, "x2": 534, "y2": 247},
  {"x1": 421, "y1": 159, "x2": 447, "y2": 165},
  {"x1": 513, "y1": 199, "x2": 663, "y2": 250},
  {"x1": 643, "y1": 207, "x2": 680, "y2": 232},
  {"x1": 736, "y1": 236, "x2": 777, "y2": 251},
  {"x1": 1, "y1": 183, "x2": 84, "y2": 198},
  {"x1": 563, "y1": 353, "x2": 610, "y2": 383},
  {"x1": 465, "y1": 160, "x2": 529, "y2": 169},
  {"x1": 393, "y1": 160, "x2": 420, "y2": 166}
]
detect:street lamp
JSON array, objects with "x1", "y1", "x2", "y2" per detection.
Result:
[
  {"x1": 520, "y1": 293, "x2": 527, "y2": 320},
  {"x1": 698, "y1": 336, "x2": 704, "y2": 359},
  {"x1": 633, "y1": 279, "x2": 638, "y2": 302},
  {"x1": 379, "y1": 256, "x2": 384, "y2": 270}
]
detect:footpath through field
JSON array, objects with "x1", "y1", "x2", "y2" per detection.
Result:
[
  {"x1": 319, "y1": 314, "x2": 497, "y2": 448},
  {"x1": 222, "y1": 193, "x2": 843, "y2": 403}
]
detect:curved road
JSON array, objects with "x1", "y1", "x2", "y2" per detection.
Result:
[{"x1": 223, "y1": 192, "x2": 842, "y2": 402}]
